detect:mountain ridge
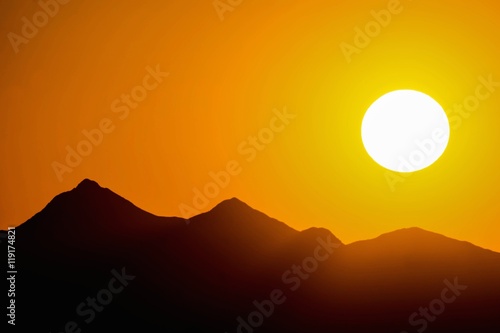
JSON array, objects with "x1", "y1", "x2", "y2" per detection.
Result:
[
  {"x1": 4, "y1": 178, "x2": 500, "y2": 332},
  {"x1": 5, "y1": 179, "x2": 496, "y2": 254}
]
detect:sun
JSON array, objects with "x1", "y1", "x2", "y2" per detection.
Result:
[{"x1": 361, "y1": 90, "x2": 450, "y2": 173}]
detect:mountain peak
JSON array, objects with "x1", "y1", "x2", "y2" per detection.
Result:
[
  {"x1": 196, "y1": 197, "x2": 257, "y2": 220},
  {"x1": 216, "y1": 197, "x2": 249, "y2": 208},
  {"x1": 75, "y1": 178, "x2": 102, "y2": 191},
  {"x1": 378, "y1": 227, "x2": 443, "y2": 240},
  {"x1": 301, "y1": 227, "x2": 344, "y2": 246}
]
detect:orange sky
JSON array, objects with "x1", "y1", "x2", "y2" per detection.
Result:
[{"x1": 1, "y1": 0, "x2": 499, "y2": 252}]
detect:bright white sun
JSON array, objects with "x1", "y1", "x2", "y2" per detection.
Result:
[{"x1": 361, "y1": 90, "x2": 450, "y2": 173}]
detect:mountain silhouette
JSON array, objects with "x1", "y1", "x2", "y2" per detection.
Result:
[{"x1": 4, "y1": 179, "x2": 500, "y2": 332}]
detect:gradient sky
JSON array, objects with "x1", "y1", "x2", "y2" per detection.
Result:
[{"x1": 1, "y1": 0, "x2": 499, "y2": 252}]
